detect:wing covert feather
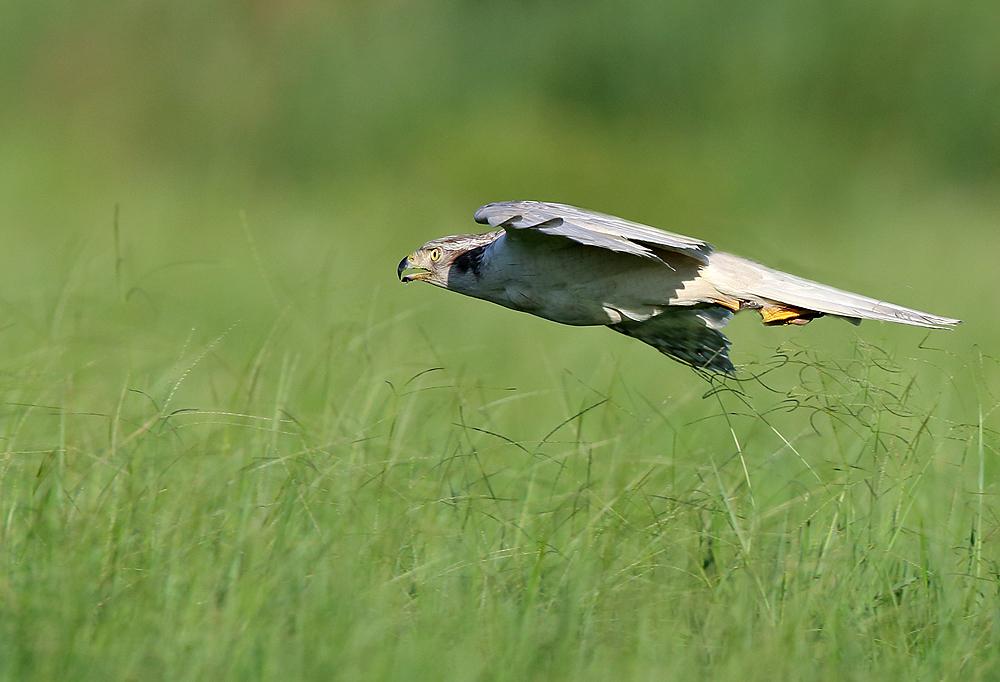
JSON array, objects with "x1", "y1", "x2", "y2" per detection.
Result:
[{"x1": 475, "y1": 201, "x2": 713, "y2": 264}]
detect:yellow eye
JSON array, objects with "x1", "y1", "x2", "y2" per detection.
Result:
[{"x1": 429, "y1": 248, "x2": 442, "y2": 262}]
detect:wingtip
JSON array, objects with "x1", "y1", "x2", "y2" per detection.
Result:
[{"x1": 918, "y1": 315, "x2": 963, "y2": 329}]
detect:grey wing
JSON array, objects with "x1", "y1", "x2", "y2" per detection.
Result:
[
  {"x1": 708, "y1": 253, "x2": 962, "y2": 329},
  {"x1": 609, "y1": 306, "x2": 735, "y2": 374},
  {"x1": 475, "y1": 201, "x2": 714, "y2": 265}
]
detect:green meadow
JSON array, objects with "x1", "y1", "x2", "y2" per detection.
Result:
[{"x1": 1, "y1": 2, "x2": 998, "y2": 679}]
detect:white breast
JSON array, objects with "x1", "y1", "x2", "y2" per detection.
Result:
[{"x1": 448, "y1": 234, "x2": 712, "y2": 327}]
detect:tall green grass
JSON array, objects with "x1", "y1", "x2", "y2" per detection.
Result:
[{"x1": 0, "y1": 232, "x2": 996, "y2": 679}]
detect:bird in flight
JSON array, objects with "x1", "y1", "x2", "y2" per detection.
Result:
[{"x1": 397, "y1": 201, "x2": 960, "y2": 374}]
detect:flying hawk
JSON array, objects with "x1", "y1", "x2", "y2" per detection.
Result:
[{"x1": 397, "y1": 201, "x2": 960, "y2": 374}]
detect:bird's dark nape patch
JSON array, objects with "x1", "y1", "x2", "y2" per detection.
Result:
[{"x1": 451, "y1": 244, "x2": 488, "y2": 279}]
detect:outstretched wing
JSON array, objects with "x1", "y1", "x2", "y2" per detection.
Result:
[
  {"x1": 707, "y1": 252, "x2": 963, "y2": 329},
  {"x1": 475, "y1": 201, "x2": 714, "y2": 265},
  {"x1": 609, "y1": 306, "x2": 735, "y2": 374}
]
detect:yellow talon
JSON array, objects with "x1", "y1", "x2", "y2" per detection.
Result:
[{"x1": 760, "y1": 305, "x2": 821, "y2": 326}]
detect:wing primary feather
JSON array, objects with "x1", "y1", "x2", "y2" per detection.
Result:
[{"x1": 710, "y1": 254, "x2": 962, "y2": 329}]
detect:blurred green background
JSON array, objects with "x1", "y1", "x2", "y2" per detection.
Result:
[
  {"x1": 2, "y1": 0, "x2": 997, "y2": 387},
  {"x1": 3, "y1": 0, "x2": 998, "y2": 350},
  {"x1": 2, "y1": 1, "x2": 999, "y2": 679}
]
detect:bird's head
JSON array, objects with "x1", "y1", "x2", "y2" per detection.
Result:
[{"x1": 397, "y1": 232, "x2": 499, "y2": 289}]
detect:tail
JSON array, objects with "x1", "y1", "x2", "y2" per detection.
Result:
[{"x1": 708, "y1": 253, "x2": 962, "y2": 329}]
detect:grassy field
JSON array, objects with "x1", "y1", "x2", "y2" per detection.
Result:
[{"x1": 2, "y1": 2, "x2": 1000, "y2": 680}]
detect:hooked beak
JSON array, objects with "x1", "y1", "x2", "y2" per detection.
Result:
[{"x1": 397, "y1": 255, "x2": 430, "y2": 283}]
